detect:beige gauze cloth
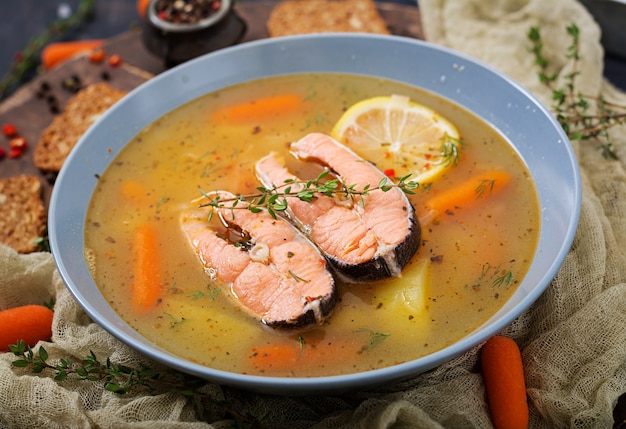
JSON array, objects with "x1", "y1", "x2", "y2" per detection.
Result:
[{"x1": 2, "y1": 0, "x2": 626, "y2": 427}]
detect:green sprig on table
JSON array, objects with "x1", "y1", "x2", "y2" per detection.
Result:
[
  {"x1": 528, "y1": 23, "x2": 626, "y2": 160},
  {"x1": 9, "y1": 340, "x2": 259, "y2": 426},
  {"x1": 0, "y1": 0, "x2": 96, "y2": 100}
]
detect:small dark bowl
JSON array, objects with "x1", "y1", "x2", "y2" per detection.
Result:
[{"x1": 142, "y1": 0, "x2": 246, "y2": 67}]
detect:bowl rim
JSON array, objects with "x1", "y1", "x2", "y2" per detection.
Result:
[{"x1": 49, "y1": 33, "x2": 582, "y2": 395}]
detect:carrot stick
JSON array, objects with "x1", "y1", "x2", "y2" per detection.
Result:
[
  {"x1": 0, "y1": 305, "x2": 54, "y2": 351},
  {"x1": 41, "y1": 39, "x2": 105, "y2": 70},
  {"x1": 425, "y1": 170, "x2": 512, "y2": 215},
  {"x1": 481, "y1": 335, "x2": 529, "y2": 429},
  {"x1": 131, "y1": 223, "x2": 163, "y2": 313},
  {"x1": 211, "y1": 94, "x2": 304, "y2": 124}
]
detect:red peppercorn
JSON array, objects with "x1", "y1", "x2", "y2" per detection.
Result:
[
  {"x1": 0, "y1": 147, "x2": 6, "y2": 159},
  {"x1": 7, "y1": 148, "x2": 22, "y2": 159},
  {"x1": 89, "y1": 48, "x2": 106, "y2": 64},
  {"x1": 107, "y1": 54, "x2": 123, "y2": 67},
  {"x1": 9, "y1": 137, "x2": 27, "y2": 151},
  {"x1": 383, "y1": 168, "x2": 396, "y2": 178},
  {"x1": 2, "y1": 123, "x2": 17, "y2": 137}
]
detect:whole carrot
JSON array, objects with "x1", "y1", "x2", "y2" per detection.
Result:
[
  {"x1": 0, "y1": 305, "x2": 54, "y2": 351},
  {"x1": 131, "y1": 223, "x2": 163, "y2": 313},
  {"x1": 41, "y1": 39, "x2": 105, "y2": 70},
  {"x1": 137, "y1": 0, "x2": 150, "y2": 18},
  {"x1": 211, "y1": 94, "x2": 304, "y2": 124},
  {"x1": 425, "y1": 170, "x2": 512, "y2": 216},
  {"x1": 481, "y1": 335, "x2": 529, "y2": 429}
]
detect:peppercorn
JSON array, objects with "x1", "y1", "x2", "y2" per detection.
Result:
[
  {"x1": 89, "y1": 48, "x2": 106, "y2": 64},
  {"x1": 2, "y1": 123, "x2": 17, "y2": 137},
  {"x1": 9, "y1": 137, "x2": 27, "y2": 151},
  {"x1": 7, "y1": 148, "x2": 22, "y2": 159},
  {"x1": 107, "y1": 54, "x2": 122, "y2": 67},
  {"x1": 62, "y1": 75, "x2": 82, "y2": 93}
]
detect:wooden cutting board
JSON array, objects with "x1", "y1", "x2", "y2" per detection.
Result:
[{"x1": 0, "y1": 1, "x2": 422, "y2": 210}]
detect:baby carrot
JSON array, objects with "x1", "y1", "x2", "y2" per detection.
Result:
[
  {"x1": 131, "y1": 223, "x2": 163, "y2": 313},
  {"x1": 41, "y1": 39, "x2": 105, "y2": 70},
  {"x1": 481, "y1": 335, "x2": 529, "y2": 429},
  {"x1": 211, "y1": 94, "x2": 304, "y2": 124},
  {"x1": 425, "y1": 170, "x2": 512, "y2": 215},
  {"x1": 0, "y1": 305, "x2": 54, "y2": 351}
]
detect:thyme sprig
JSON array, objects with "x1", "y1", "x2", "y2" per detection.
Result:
[
  {"x1": 0, "y1": 0, "x2": 96, "y2": 100},
  {"x1": 200, "y1": 170, "x2": 419, "y2": 219},
  {"x1": 9, "y1": 341, "x2": 259, "y2": 426},
  {"x1": 528, "y1": 23, "x2": 626, "y2": 159}
]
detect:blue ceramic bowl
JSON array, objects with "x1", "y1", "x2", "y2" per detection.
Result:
[{"x1": 49, "y1": 34, "x2": 581, "y2": 395}]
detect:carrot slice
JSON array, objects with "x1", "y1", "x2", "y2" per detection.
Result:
[
  {"x1": 249, "y1": 343, "x2": 304, "y2": 372},
  {"x1": 131, "y1": 223, "x2": 163, "y2": 313},
  {"x1": 0, "y1": 305, "x2": 54, "y2": 351},
  {"x1": 481, "y1": 336, "x2": 529, "y2": 429},
  {"x1": 119, "y1": 181, "x2": 151, "y2": 205},
  {"x1": 41, "y1": 39, "x2": 105, "y2": 70},
  {"x1": 210, "y1": 94, "x2": 304, "y2": 124},
  {"x1": 425, "y1": 170, "x2": 512, "y2": 215}
]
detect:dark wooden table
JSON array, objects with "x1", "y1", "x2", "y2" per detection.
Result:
[{"x1": 0, "y1": 1, "x2": 423, "y2": 208}]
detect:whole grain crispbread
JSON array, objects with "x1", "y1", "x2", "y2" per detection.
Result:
[
  {"x1": 0, "y1": 175, "x2": 47, "y2": 253},
  {"x1": 267, "y1": 0, "x2": 391, "y2": 37},
  {"x1": 33, "y1": 82, "x2": 127, "y2": 172}
]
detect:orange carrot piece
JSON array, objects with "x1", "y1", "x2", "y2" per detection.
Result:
[
  {"x1": 211, "y1": 94, "x2": 304, "y2": 124},
  {"x1": 137, "y1": 0, "x2": 151, "y2": 18},
  {"x1": 119, "y1": 181, "x2": 150, "y2": 205},
  {"x1": 41, "y1": 39, "x2": 105, "y2": 70},
  {"x1": 481, "y1": 336, "x2": 529, "y2": 429},
  {"x1": 131, "y1": 223, "x2": 163, "y2": 313},
  {"x1": 425, "y1": 170, "x2": 512, "y2": 215},
  {"x1": 248, "y1": 343, "x2": 304, "y2": 372},
  {"x1": 0, "y1": 305, "x2": 54, "y2": 351}
]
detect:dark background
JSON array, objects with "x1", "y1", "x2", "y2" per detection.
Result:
[{"x1": 0, "y1": 0, "x2": 624, "y2": 98}]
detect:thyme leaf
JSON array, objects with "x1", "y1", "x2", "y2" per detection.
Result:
[
  {"x1": 288, "y1": 270, "x2": 310, "y2": 283},
  {"x1": 356, "y1": 328, "x2": 390, "y2": 351}
]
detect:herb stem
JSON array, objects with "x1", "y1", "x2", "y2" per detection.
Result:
[
  {"x1": 10, "y1": 341, "x2": 258, "y2": 425},
  {"x1": 528, "y1": 23, "x2": 624, "y2": 159},
  {"x1": 199, "y1": 171, "x2": 418, "y2": 218}
]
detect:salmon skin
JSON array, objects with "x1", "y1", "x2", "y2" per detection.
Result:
[
  {"x1": 256, "y1": 133, "x2": 421, "y2": 283},
  {"x1": 180, "y1": 190, "x2": 337, "y2": 328}
]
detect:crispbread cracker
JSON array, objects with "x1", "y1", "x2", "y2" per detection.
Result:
[
  {"x1": 0, "y1": 175, "x2": 46, "y2": 253},
  {"x1": 267, "y1": 0, "x2": 390, "y2": 37},
  {"x1": 34, "y1": 82, "x2": 127, "y2": 172}
]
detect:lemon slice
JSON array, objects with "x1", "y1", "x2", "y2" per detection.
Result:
[{"x1": 331, "y1": 94, "x2": 461, "y2": 184}]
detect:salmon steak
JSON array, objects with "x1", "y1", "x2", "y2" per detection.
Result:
[
  {"x1": 256, "y1": 133, "x2": 421, "y2": 283},
  {"x1": 180, "y1": 191, "x2": 337, "y2": 328}
]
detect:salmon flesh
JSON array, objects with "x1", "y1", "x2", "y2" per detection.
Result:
[
  {"x1": 256, "y1": 133, "x2": 421, "y2": 283},
  {"x1": 180, "y1": 191, "x2": 337, "y2": 328}
]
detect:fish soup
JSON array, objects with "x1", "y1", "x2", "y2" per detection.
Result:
[{"x1": 85, "y1": 73, "x2": 540, "y2": 377}]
